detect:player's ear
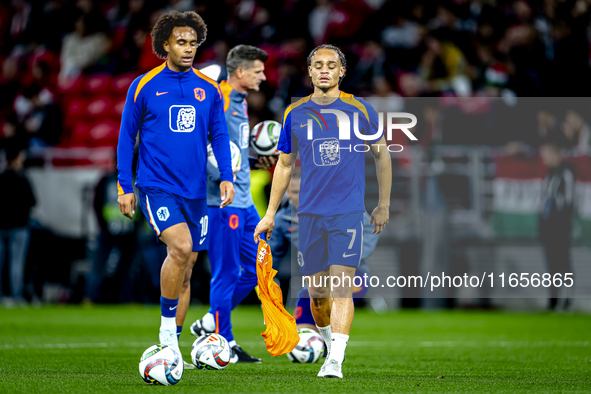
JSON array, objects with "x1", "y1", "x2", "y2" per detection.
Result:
[
  {"x1": 236, "y1": 67, "x2": 244, "y2": 79},
  {"x1": 163, "y1": 40, "x2": 170, "y2": 55},
  {"x1": 340, "y1": 67, "x2": 345, "y2": 78}
]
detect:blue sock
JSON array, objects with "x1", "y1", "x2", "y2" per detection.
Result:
[
  {"x1": 160, "y1": 296, "x2": 179, "y2": 318},
  {"x1": 176, "y1": 325, "x2": 183, "y2": 340}
]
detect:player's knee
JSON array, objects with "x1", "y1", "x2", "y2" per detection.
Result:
[
  {"x1": 310, "y1": 296, "x2": 329, "y2": 310},
  {"x1": 168, "y1": 239, "x2": 193, "y2": 264},
  {"x1": 309, "y1": 285, "x2": 330, "y2": 300}
]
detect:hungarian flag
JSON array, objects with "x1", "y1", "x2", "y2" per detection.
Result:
[
  {"x1": 256, "y1": 240, "x2": 299, "y2": 356},
  {"x1": 492, "y1": 155, "x2": 591, "y2": 244}
]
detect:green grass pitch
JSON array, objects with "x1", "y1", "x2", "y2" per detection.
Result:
[{"x1": 1, "y1": 305, "x2": 590, "y2": 393}]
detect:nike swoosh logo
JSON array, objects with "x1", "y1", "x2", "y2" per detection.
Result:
[
  {"x1": 343, "y1": 253, "x2": 357, "y2": 258},
  {"x1": 300, "y1": 123, "x2": 307, "y2": 128},
  {"x1": 199, "y1": 238, "x2": 206, "y2": 245},
  {"x1": 169, "y1": 306, "x2": 177, "y2": 311},
  {"x1": 156, "y1": 91, "x2": 168, "y2": 96}
]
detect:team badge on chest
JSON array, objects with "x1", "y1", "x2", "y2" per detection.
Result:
[{"x1": 194, "y1": 87, "x2": 206, "y2": 101}]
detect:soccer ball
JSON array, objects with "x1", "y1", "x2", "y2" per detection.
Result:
[
  {"x1": 286, "y1": 329, "x2": 325, "y2": 363},
  {"x1": 207, "y1": 141, "x2": 241, "y2": 169},
  {"x1": 191, "y1": 333, "x2": 232, "y2": 370},
  {"x1": 250, "y1": 120, "x2": 281, "y2": 156},
  {"x1": 139, "y1": 344, "x2": 184, "y2": 385}
]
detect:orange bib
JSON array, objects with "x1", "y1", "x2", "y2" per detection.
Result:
[{"x1": 256, "y1": 239, "x2": 299, "y2": 356}]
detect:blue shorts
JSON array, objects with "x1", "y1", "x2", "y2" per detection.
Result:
[
  {"x1": 297, "y1": 211, "x2": 364, "y2": 276},
  {"x1": 138, "y1": 187, "x2": 208, "y2": 252}
]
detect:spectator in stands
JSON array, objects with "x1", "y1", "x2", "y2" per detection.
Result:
[
  {"x1": 0, "y1": 58, "x2": 21, "y2": 116},
  {"x1": 562, "y1": 105, "x2": 591, "y2": 155},
  {"x1": 112, "y1": 0, "x2": 152, "y2": 74},
  {"x1": 1, "y1": 113, "x2": 19, "y2": 143},
  {"x1": 59, "y1": 13, "x2": 111, "y2": 81},
  {"x1": 135, "y1": 10, "x2": 165, "y2": 73},
  {"x1": 308, "y1": 0, "x2": 331, "y2": 46},
  {"x1": 18, "y1": 84, "x2": 62, "y2": 148},
  {"x1": 6, "y1": 0, "x2": 32, "y2": 51},
  {"x1": 0, "y1": 141, "x2": 36, "y2": 306},
  {"x1": 14, "y1": 83, "x2": 54, "y2": 123},
  {"x1": 550, "y1": 8, "x2": 591, "y2": 96},
  {"x1": 539, "y1": 137, "x2": 575, "y2": 310},
  {"x1": 345, "y1": 41, "x2": 385, "y2": 94},
  {"x1": 417, "y1": 29, "x2": 467, "y2": 94}
]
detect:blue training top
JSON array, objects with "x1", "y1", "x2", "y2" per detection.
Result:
[
  {"x1": 206, "y1": 81, "x2": 254, "y2": 208},
  {"x1": 277, "y1": 92, "x2": 380, "y2": 216},
  {"x1": 117, "y1": 62, "x2": 233, "y2": 200}
]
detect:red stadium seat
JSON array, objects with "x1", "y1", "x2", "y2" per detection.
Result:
[
  {"x1": 63, "y1": 97, "x2": 88, "y2": 128},
  {"x1": 57, "y1": 76, "x2": 83, "y2": 95},
  {"x1": 86, "y1": 96, "x2": 114, "y2": 118},
  {"x1": 88, "y1": 120, "x2": 119, "y2": 146},
  {"x1": 68, "y1": 122, "x2": 92, "y2": 147},
  {"x1": 112, "y1": 73, "x2": 136, "y2": 95},
  {"x1": 113, "y1": 98, "x2": 126, "y2": 119},
  {"x1": 85, "y1": 74, "x2": 112, "y2": 95},
  {"x1": 64, "y1": 98, "x2": 86, "y2": 118}
]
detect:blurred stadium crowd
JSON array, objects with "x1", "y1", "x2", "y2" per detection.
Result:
[
  {"x1": 2, "y1": 0, "x2": 591, "y2": 147},
  {"x1": 0, "y1": 0, "x2": 590, "y2": 308}
]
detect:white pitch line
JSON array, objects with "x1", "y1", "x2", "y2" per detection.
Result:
[
  {"x1": 1, "y1": 341, "x2": 588, "y2": 351},
  {"x1": 0, "y1": 342, "x2": 152, "y2": 350}
]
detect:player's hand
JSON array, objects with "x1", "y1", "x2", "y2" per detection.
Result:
[
  {"x1": 254, "y1": 215, "x2": 275, "y2": 243},
  {"x1": 253, "y1": 155, "x2": 278, "y2": 170},
  {"x1": 219, "y1": 181, "x2": 235, "y2": 208},
  {"x1": 117, "y1": 193, "x2": 136, "y2": 219},
  {"x1": 369, "y1": 205, "x2": 389, "y2": 234}
]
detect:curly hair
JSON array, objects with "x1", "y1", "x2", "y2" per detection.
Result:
[
  {"x1": 150, "y1": 11, "x2": 207, "y2": 59},
  {"x1": 306, "y1": 44, "x2": 347, "y2": 86},
  {"x1": 226, "y1": 45, "x2": 268, "y2": 76}
]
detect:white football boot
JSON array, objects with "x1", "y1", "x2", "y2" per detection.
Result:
[
  {"x1": 317, "y1": 354, "x2": 330, "y2": 377},
  {"x1": 322, "y1": 358, "x2": 343, "y2": 379}
]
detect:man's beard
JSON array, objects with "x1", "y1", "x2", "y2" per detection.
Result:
[{"x1": 318, "y1": 85, "x2": 330, "y2": 93}]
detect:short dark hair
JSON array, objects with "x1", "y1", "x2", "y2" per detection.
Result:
[
  {"x1": 306, "y1": 44, "x2": 347, "y2": 86},
  {"x1": 150, "y1": 11, "x2": 207, "y2": 59},
  {"x1": 226, "y1": 45, "x2": 268, "y2": 76}
]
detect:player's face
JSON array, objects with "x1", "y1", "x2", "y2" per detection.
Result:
[
  {"x1": 241, "y1": 60, "x2": 266, "y2": 91},
  {"x1": 308, "y1": 49, "x2": 344, "y2": 92},
  {"x1": 164, "y1": 26, "x2": 198, "y2": 71}
]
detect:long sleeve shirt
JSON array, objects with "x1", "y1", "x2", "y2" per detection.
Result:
[{"x1": 117, "y1": 62, "x2": 233, "y2": 199}]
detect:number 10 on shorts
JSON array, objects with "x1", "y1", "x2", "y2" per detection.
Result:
[
  {"x1": 200, "y1": 216, "x2": 208, "y2": 237},
  {"x1": 198, "y1": 215, "x2": 208, "y2": 245}
]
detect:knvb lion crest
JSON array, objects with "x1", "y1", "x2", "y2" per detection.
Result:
[
  {"x1": 157, "y1": 207, "x2": 170, "y2": 221},
  {"x1": 194, "y1": 87, "x2": 206, "y2": 101},
  {"x1": 169, "y1": 105, "x2": 195, "y2": 132},
  {"x1": 312, "y1": 138, "x2": 340, "y2": 166},
  {"x1": 177, "y1": 107, "x2": 195, "y2": 132}
]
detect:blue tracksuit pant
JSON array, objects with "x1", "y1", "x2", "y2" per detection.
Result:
[{"x1": 207, "y1": 205, "x2": 260, "y2": 342}]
